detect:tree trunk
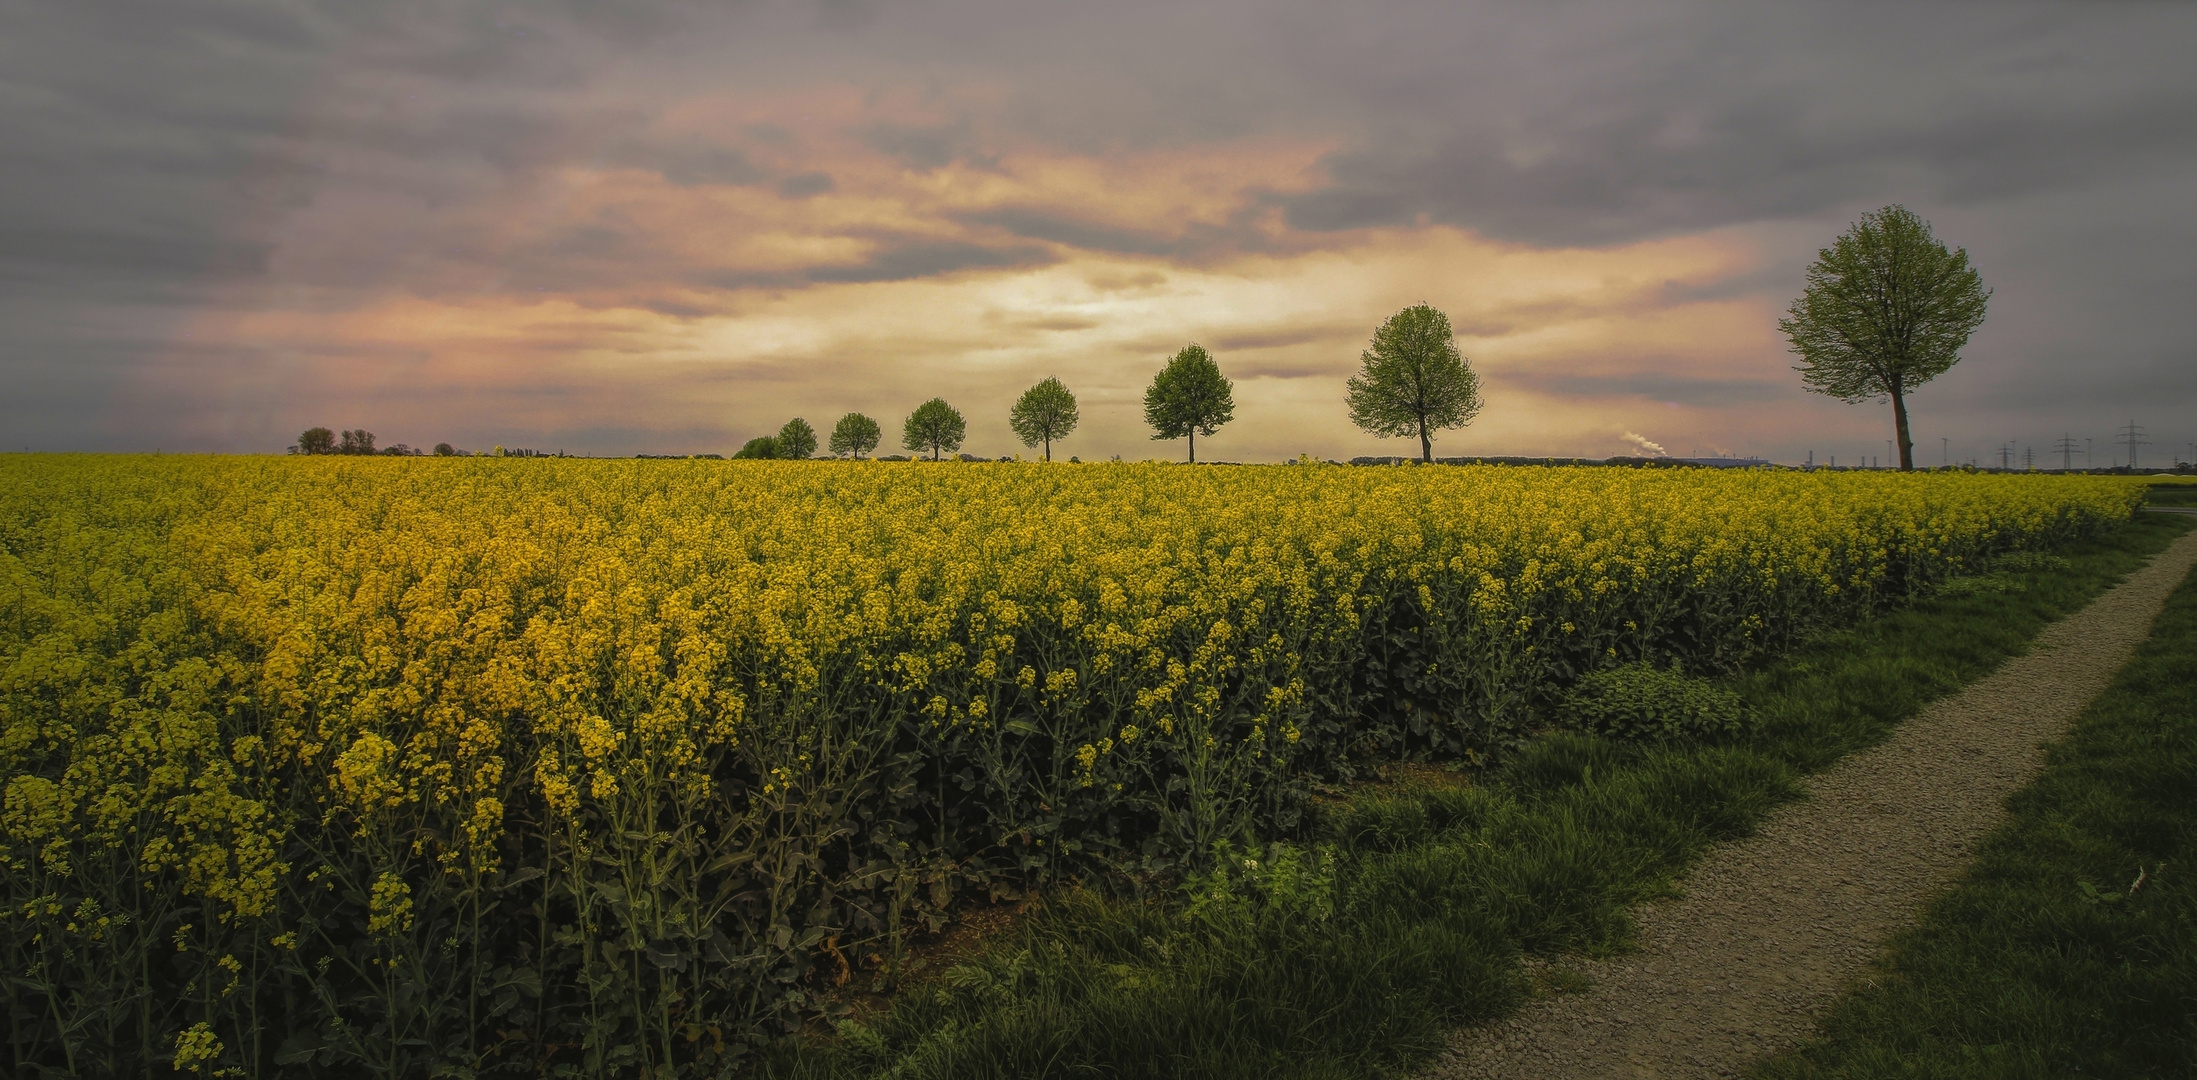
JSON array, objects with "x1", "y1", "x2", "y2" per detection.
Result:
[
  {"x1": 1891, "y1": 384, "x2": 1914, "y2": 471},
  {"x1": 1419, "y1": 418, "x2": 1432, "y2": 463},
  {"x1": 1188, "y1": 431, "x2": 1195, "y2": 463},
  {"x1": 1043, "y1": 435, "x2": 1050, "y2": 462}
]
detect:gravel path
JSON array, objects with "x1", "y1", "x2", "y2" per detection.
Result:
[{"x1": 1424, "y1": 526, "x2": 2197, "y2": 1080}]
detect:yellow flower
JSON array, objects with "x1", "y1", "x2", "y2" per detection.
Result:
[
  {"x1": 0, "y1": 451, "x2": 2142, "y2": 1071},
  {"x1": 172, "y1": 1022, "x2": 223, "y2": 1073},
  {"x1": 367, "y1": 872, "x2": 413, "y2": 937}
]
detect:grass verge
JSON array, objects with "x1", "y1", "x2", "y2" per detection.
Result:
[
  {"x1": 762, "y1": 513, "x2": 2196, "y2": 1080},
  {"x1": 2147, "y1": 483, "x2": 2197, "y2": 507},
  {"x1": 1754, "y1": 535, "x2": 2197, "y2": 1079}
]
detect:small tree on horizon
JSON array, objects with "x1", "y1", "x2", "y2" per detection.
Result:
[
  {"x1": 338, "y1": 429, "x2": 377, "y2": 455},
  {"x1": 902, "y1": 398, "x2": 967, "y2": 461},
  {"x1": 297, "y1": 427, "x2": 336, "y2": 455},
  {"x1": 828, "y1": 412, "x2": 882, "y2": 458},
  {"x1": 777, "y1": 417, "x2": 819, "y2": 459},
  {"x1": 1345, "y1": 303, "x2": 1483, "y2": 463},
  {"x1": 732, "y1": 436, "x2": 779, "y2": 459},
  {"x1": 1143, "y1": 344, "x2": 1234, "y2": 463},
  {"x1": 1780, "y1": 205, "x2": 1990, "y2": 471},
  {"x1": 1008, "y1": 376, "x2": 1080, "y2": 461}
]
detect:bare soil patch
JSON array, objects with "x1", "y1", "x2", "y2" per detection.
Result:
[{"x1": 1423, "y1": 528, "x2": 2197, "y2": 1080}]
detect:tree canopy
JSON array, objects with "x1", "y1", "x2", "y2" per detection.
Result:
[
  {"x1": 296, "y1": 427, "x2": 336, "y2": 455},
  {"x1": 1345, "y1": 303, "x2": 1482, "y2": 462},
  {"x1": 1008, "y1": 377, "x2": 1080, "y2": 461},
  {"x1": 902, "y1": 398, "x2": 967, "y2": 461},
  {"x1": 1143, "y1": 345, "x2": 1234, "y2": 462},
  {"x1": 828, "y1": 412, "x2": 881, "y2": 458},
  {"x1": 732, "y1": 436, "x2": 779, "y2": 459},
  {"x1": 777, "y1": 417, "x2": 818, "y2": 460},
  {"x1": 1780, "y1": 205, "x2": 1989, "y2": 471}
]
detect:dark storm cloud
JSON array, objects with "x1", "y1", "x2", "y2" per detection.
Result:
[
  {"x1": 0, "y1": 228, "x2": 272, "y2": 287},
  {"x1": 859, "y1": 119, "x2": 994, "y2": 171},
  {"x1": 497, "y1": 221, "x2": 1059, "y2": 293},
  {"x1": 0, "y1": 0, "x2": 674, "y2": 302},
  {"x1": 959, "y1": 207, "x2": 1187, "y2": 257},
  {"x1": 12, "y1": 1, "x2": 2196, "y2": 297},
  {"x1": 1285, "y1": 74, "x2": 2197, "y2": 247},
  {"x1": 803, "y1": 239, "x2": 1056, "y2": 284},
  {"x1": 1506, "y1": 371, "x2": 1790, "y2": 408},
  {"x1": 4, "y1": 0, "x2": 2194, "y2": 453},
  {"x1": 776, "y1": 171, "x2": 836, "y2": 198},
  {"x1": 660, "y1": 146, "x2": 765, "y2": 186},
  {"x1": 0, "y1": 2, "x2": 319, "y2": 302}
]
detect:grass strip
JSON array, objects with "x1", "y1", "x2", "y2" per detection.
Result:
[
  {"x1": 1754, "y1": 535, "x2": 2197, "y2": 1079},
  {"x1": 764, "y1": 513, "x2": 2196, "y2": 1080}
]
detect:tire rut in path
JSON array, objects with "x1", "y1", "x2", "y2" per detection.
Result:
[{"x1": 1423, "y1": 528, "x2": 2197, "y2": 1080}]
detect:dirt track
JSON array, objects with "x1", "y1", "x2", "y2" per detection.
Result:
[{"x1": 1424, "y1": 525, "x2": 2197, "y2": 1080}]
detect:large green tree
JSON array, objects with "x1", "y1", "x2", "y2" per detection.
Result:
[
  {"x1": 902, "y1": 398, "x2": 967, "y2": 461},
  {"x1": 1780, "y1": 205, "x2": 1990, "y2": 471},
  {"x1": 1008, "y1": 376, "x2": 1080, "y2": 461},
  {"x1": 777, "y1": 417, "x2": 819, "y2": 459},
  {"x1": 828, "y1": 412, "x2": 881, "y2": 458},
  {"x1": 1345, "y1": 303, "x2": 1483, "y2": 462},
  {"x1": 1143, "y1": 344, "x2": 1234, "y2": 463}
]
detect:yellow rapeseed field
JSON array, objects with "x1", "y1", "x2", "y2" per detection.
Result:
[{"x1": 0, "y1": 456, "x2": 2141, "y2": 1076}]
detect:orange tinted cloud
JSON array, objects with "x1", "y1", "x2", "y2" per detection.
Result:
[{"x1": 148, "y1": 83, "x2": 1823, "y2": 459}]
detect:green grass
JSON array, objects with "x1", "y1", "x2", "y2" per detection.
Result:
[
  {"x1": 2147, "y1": 484, "x2": 2197, "y2": 507},
  {"x1": 1755, "y1": 541, "x2": 2197, "y2": 1079},
  {"x1": 761, "y1": 514, "x2": 2196, "y2": 1080}
]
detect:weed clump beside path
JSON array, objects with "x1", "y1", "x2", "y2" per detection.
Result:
[{"x1": 764, "y1": 515, "x2": 2194, "y2": 1078}]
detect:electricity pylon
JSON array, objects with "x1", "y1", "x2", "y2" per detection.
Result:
[
  {"x1": 2053, "y1": 434, "x2": 2079, "y2": 472},
  {"x1": 2120, "y1": 420, "x2": 2149, "y2": 470}
]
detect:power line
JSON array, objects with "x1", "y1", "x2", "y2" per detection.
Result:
[
  {"x1": 2120, "y1": 420, "x2": 2150, "y2": 470},
  {"x1": 2051, "y1": 434, "x2": 2077, "y2": 472}
]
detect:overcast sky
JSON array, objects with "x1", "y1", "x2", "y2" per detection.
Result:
[{"x1": 4, "y1": 0, "x2": 2193, "y2": 465}]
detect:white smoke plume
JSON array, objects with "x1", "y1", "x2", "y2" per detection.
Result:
[{"x1": 1620, "y1": 431, "x2": 1668, "y2": 457}]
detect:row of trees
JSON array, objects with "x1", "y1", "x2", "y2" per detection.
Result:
[
  {"x1": 287, "y1": 207, "x2": 1981, "y2": 471},
  {"x1": 295, "y1": 302, "x2": 1485, "y2": 467},
  {"x1": 735, "y1": 400, "x2": 977, "y2": 462},
  {"x1": 763, "y1": 204, "x2": 1983, "y2": 471},
  {"x1": 802, "y1": 199, "x2": 1985, "y2": 471},
  {"x1": 293, "y1": 428, "x2": 459, "y2": 457},
  {"x1": 741, "y1": 303, "x2": 1488, "y2": 464}
]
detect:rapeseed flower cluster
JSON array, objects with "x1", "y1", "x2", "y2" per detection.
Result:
[{"x1": 0, "y1": 455, "x2": 2139, "y2": 1076}]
